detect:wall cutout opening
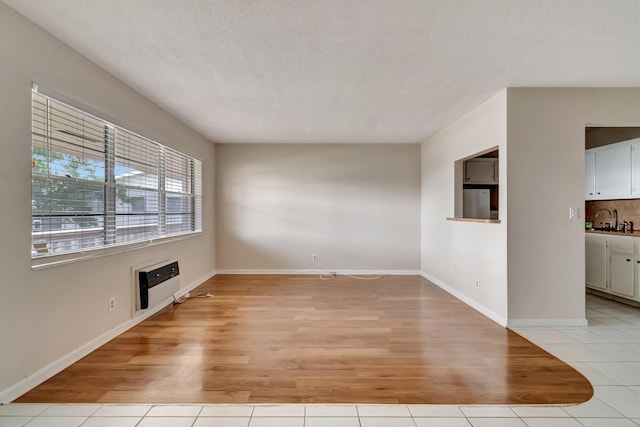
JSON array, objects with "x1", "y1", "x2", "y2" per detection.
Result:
[{"x1": 454, "y1": 148, "x2": 499, "y2": 221}]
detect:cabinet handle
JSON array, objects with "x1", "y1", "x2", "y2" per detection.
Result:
[
  {"x1": 597, "y1": 192, "x2": 601, "y2": 195},
  {"x1": 627, "y1": 259, "x2": 632, "y2": 262}
]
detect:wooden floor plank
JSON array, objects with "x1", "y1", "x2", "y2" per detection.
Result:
[{"x1": 15, "y1": 274, "x2": 593, "y2": 404}]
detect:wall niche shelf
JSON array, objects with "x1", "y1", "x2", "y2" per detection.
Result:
[{"x1": 447, "y1": 217, "x2": 501, "y2": 224}]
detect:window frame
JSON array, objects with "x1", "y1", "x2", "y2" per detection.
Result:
[{"x1": 31, "y1": 88, "x2": 203, "y2": 268}]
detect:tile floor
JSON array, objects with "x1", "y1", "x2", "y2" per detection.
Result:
[{"x1": 1, "y1": 294, "x2": 640, "y2": 427}]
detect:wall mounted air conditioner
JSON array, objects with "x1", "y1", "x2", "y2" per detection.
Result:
[{"x1": 134, "y1": 259, "x2": 180, "y2": 311}]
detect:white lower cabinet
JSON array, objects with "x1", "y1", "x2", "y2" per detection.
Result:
[
  {"x1": 586, "y1": 233, "x2": 639, "y2": 302},
  {"x1": 610, "y1": 252, "x2": 635, "y2": 298},
  {"x1": 586, "y1": 235, "x2": 608, "y2": 290}
]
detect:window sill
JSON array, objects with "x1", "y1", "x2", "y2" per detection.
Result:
[
  {"x1": 446, "y1": 217, "x2": 502, "y2": 224},
  {"x1": 31, "y1": 231, "x2": 202, "y2": 270}
]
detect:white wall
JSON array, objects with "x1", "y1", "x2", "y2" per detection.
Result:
[
  {"x1": 420, "y1": 91, "x2": 508, "y2": 324},
  {"x1": 215, "y1": 143, "x2": 421, "y2": 271},
  {"x1": 0, "y1": 3, "x2": 216, "y2": 399},
  {"x1": 506, "y1": 88, "x2": 640, "y2": 325}
]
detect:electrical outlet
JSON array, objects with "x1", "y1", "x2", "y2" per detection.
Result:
[
  {"x1": 474, "y1": 279, "x2": 480, "y2": 289},
  {"x1": 108, "y1": 297, "x2": 116, "y2": 312},
  {"x1": 312, "y1": 253, "x2": 318, "y2": 261}
]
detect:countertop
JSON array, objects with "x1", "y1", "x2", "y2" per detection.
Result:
[{"x1": 586, "y1": 229, "x2": 640, "y2": 238}]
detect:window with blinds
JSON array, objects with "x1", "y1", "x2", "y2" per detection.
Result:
[{"x1": 31, "y1": 90, "x2": 203, "y2": 260}]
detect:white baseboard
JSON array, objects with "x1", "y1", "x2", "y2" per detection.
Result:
[
  {"x1": 419, "y1": 272, "x2": 589, "y2": 329},
  {"x1": 420, "y1": 271, "x2": 508, "y2": 327},
  {"x1": 215, "y1": 269, "x2": 421, "y2": 275},
  {"x1": 0, "y1": 269, "x2": 216, "y2": 404},
  {"x1": 507, "y1": 318, "x2": 588, "y2": 328}
]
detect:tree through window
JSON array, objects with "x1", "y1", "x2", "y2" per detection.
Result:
[{"x1": 31, "y1": 90, "x2": 202, "y2": 260}]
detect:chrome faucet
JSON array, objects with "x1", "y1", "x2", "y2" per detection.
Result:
[{"x1": 594, "y1": 208, "x2": 613, "y2": 230}]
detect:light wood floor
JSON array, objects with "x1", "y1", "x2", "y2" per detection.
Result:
[{"x1": 16, "y1": 275, "x2": 593, "y2": 404}]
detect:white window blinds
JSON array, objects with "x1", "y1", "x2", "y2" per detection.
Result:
[{"x1": 31, "y1": 90, "x2": 203, "y2": 259}]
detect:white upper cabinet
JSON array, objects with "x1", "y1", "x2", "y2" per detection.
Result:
[
  {"x1": 586, "y1": 139, "x2": 635, "y2": 200},
  {"x1": 585, "y1": 150, "x2": 596, "y2": 199},
  {"x1": 632, "y1": 139, "x2": 640, "y2": 196},
  {"x1": 595, "y1": 144, "x2": 632, "y2": 199},
  {"x1": 464, "y1": 158, "x2": 498, "y2": 184}
]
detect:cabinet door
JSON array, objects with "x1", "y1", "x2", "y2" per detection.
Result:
[
  {"x1": 595, "y1": 144, "x2": 632, "y2": 199},
  {"x1": 610, "y1": 252, "x2": 635, "y2": 298},
  {"x1": 464, "y1": 159, "x2": 497, "y2": 184},
  {"x1": 636, "y1": 260, "x2": 640, "y2": 302},
  {"x1": 632, "y1": 140, "x2": 640, "y2": 196},
  {"x1": 586, "y1": 236, "x2": 608, "y2": 291},
  {"x1": 585, "y1": 150, "x2": 596, "y2": 199}
]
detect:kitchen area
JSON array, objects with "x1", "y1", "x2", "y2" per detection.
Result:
[
  {"x1": 462, "y1": 149, "x2": 499, "y2": 220},
  {"x1": 585, "y1": 127, "x2": 640, "y2": 306}
]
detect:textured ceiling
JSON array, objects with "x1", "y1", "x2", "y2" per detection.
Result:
[{"x1": 5, "y1": 0, "x2": 640, "y2": 144}]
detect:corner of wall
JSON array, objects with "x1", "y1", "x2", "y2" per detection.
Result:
[{"x1": 420, "y1": 271, "x2": 508, "y2": 327}]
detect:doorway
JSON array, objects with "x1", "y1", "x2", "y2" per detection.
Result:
[{"x1": 584, "y1": 126, "x2": 640, "y2": 312}]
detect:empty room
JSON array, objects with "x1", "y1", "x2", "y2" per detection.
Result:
[{"x1": 2, "y1": 1, "x2": 640, "y2": 426}]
